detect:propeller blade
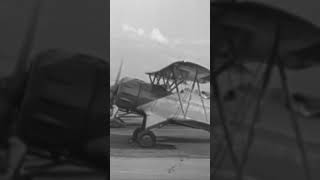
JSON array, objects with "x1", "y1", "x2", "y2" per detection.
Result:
[
  {"x1": 110, "y1": 59, "x2": 124, "y2": 105},
  {"x1": 14, "y1": 0, "x2": 43, "y2": 75},
  {"x1": 114, "y1": 59, "x2": 123, "y2": 86}
]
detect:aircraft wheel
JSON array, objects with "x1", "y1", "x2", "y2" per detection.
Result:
[
  {"x1": 137, "y1": 130, "x2": 156, "y2": 148},
  {"x1": 132, "y1": 127, "x2": 143, "y2": 141}
]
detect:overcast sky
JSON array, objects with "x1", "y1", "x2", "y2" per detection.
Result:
[
  {"x1": 2, "y1": 0, "x2": 319, "y2": 95},
  {"x1": 0, "y1": 0, "x2": 107, "y2": 76},
  {"x1": 111, "y1": 0, "x2": 210, "y2": 85},
  {"x1": 213, "y1": 0, "x2": 320, "y2": 96}
]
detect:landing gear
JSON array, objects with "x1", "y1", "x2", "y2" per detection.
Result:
[
  {"x1": 128, "y1": 127, "x2": 142, "y2": 144},
  {"x1": 131, "y1": 127, "x2": 143, "y2": 141},
  {"x1": 130, "y1": 127, "x2": 156, "y2": 148},
  {"x1": 137, "y1": 130, "x2": 156, "y2": 148}
]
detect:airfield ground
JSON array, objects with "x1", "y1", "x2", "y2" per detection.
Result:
[
  {"x1": 110, "y1": 118, "x2": 210, "y2": 180},
  {"x1": 0, "y1": 118, "x2": 209, "y2": 180},
  {"x1": 0, "y1": 152, "x2": 105, "y2": 180}
]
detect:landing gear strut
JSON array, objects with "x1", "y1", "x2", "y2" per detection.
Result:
[
  {"x1": 129, "y1": 111, "x2": 157, "y2": 148},
  {"x1": 132, "y1": 127, "x2": 143, "y2": 141}
]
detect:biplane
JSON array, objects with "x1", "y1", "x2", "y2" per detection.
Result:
[
  {"x1": 110, "y1": 61, "x2": 210, "y2": 148},
  {"x1": 0, "y1": 49, "x2": 108, "y2": 180},
  {"x1": 0, "y1": 1, "x2": 107, "y2": 180},
  {"x1": 212, "y1": 1, "x2": 320, "y2": 180}
]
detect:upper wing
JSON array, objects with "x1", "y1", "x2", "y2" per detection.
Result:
[
  {"x1": 212, "y1": 1, "x2": 320, "y2": 70},
  {"x1": 146, "y1": 61, "x2": 210, "y2": 84}
]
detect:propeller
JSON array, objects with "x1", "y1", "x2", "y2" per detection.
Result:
[
  {"x1": 0, "y1": 2, "x2": 43, "y2": 178},
  {"x1": 6, "y1": 0, "x2": 43, "y2": 103},
  {"x1": 114, "y1": 59, "x2": 123, "y2": 86},
  {"x1": 14, "y1": 0, "x2": 43, "y2": 75},
  {"x1": 110, "y1": 59, "x2": 124, "y2": 106}
]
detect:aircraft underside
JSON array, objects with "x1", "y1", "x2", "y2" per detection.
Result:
[{"x1": 131, "y1": 90, "x2": 210, "y2": 147}]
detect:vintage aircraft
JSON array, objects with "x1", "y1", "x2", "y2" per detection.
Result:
[
  {"x1": 110, "y1": 61, "x2": 210, "y2": 147},
  {"x1": 212, "y1": 1, "x2": 320, "y2": 180},
  {"x1": 0, "y1": 1, "x2": 107, "y2": 180},
  {"x1": 0, "y1": 49, "x2": 108, "y2": 179},
  {"x1": 2, "y1": 48, "x2": 107, "y2": 179}
]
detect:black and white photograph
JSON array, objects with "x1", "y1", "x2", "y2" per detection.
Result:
[
  {"x1": 212, "y1": 0, "x2": 320, "y2": 179},
  {"x1": 0, "y1": 1, "x2": 107, "y2": 180},
  {"x1": 110, "y1": 0, "x2": 210, "y2": 179}
]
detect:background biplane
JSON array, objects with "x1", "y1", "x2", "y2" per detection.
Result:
[
  {"x1": 212, "y1": 1, "x2": 320, "y2": 180},
  {"x1": 0, "y1": 1, "x2": 107, "y2": 179},
  {"x1": 0, "y1": 49, "x2": 108, "y2": 180},
  {"x1": 110, "y1": 61, "x2": 210, "y2": 148},
  {"x1": 11, "y1": 49, "x2": 107, "y2": 179}
]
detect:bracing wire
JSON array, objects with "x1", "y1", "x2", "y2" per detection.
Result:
[
  {"x1": 278, "y1": 61, "x2": 312, "y2": 180},
  {"x1": 237, "y1": 22, "x2": 281, "y2": 180},
  {"x1": 213, "y1": 1, "x2": 312, "y2": 180},
  {"x1": 212, "y1": 16, "x2": 241, "y2": 177}
]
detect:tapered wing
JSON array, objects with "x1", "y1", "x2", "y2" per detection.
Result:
[
  {"x1": 146, "y1": 61, "x2": 210, "y2": 83},
  {"x1": 212, "y1": 1, "x2": 320, "y2": 70}
]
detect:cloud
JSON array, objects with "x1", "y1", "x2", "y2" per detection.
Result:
[
  {"x1": 137, "y1": 28, "x2": 145, "y2": 36},
  {"x1": 122, "y1": 24, "x2": 170, "y2": 45},
  {"x1": 120, "y1": 24, "x2": 209, "y2": 48},
  {"x1": 121, "y1": 24, "x2": 145, "y2": 36},
  {"x1": 150, "y1": 28, "x2": 169, "y2": 44}
]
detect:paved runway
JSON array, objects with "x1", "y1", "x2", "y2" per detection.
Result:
[
  {"x1": 111, "y1": 157, "x2": 209, "y2": 180},
  {"x1": 0, "y1": 119, "x2": 209, "y2": 180},
  {"x1": 110, "y1": 120, "x2": 210, "y2": 180}
]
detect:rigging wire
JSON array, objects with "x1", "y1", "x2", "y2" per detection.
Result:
[
  {"x1": 212, "y1": 13, "x2": 241, "y2": 177},
  {"x1": 213, "y1": 1, "x2": 312, "y2": 179}
]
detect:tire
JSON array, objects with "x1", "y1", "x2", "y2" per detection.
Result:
[
  {"x1": 137, "y1": 130, "x2": 156, "y2": 148},
  {"x1": 132, "y1": 127, "x2": 143, "y2": 141}
]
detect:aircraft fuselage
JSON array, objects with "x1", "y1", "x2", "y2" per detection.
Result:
[{"x1": 113, "y1": 78, "x2": 171, "y2": 113}]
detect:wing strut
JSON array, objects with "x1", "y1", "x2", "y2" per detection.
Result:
[
  {"x1": 172, "y1": 67, "x2": 185, "y2": 115},
  {"x1": 197, "y1": 80, "x2": 208, "y2": 122},
  {"x1": 148, "y1": 74, "x2": 153, "y2": 84},
  {"x1": 184, "y1": 69, "x2": 198, "y2": 118},
  {"x1": 169, "y1": 80, "x2": 184, "y2": 92}
]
